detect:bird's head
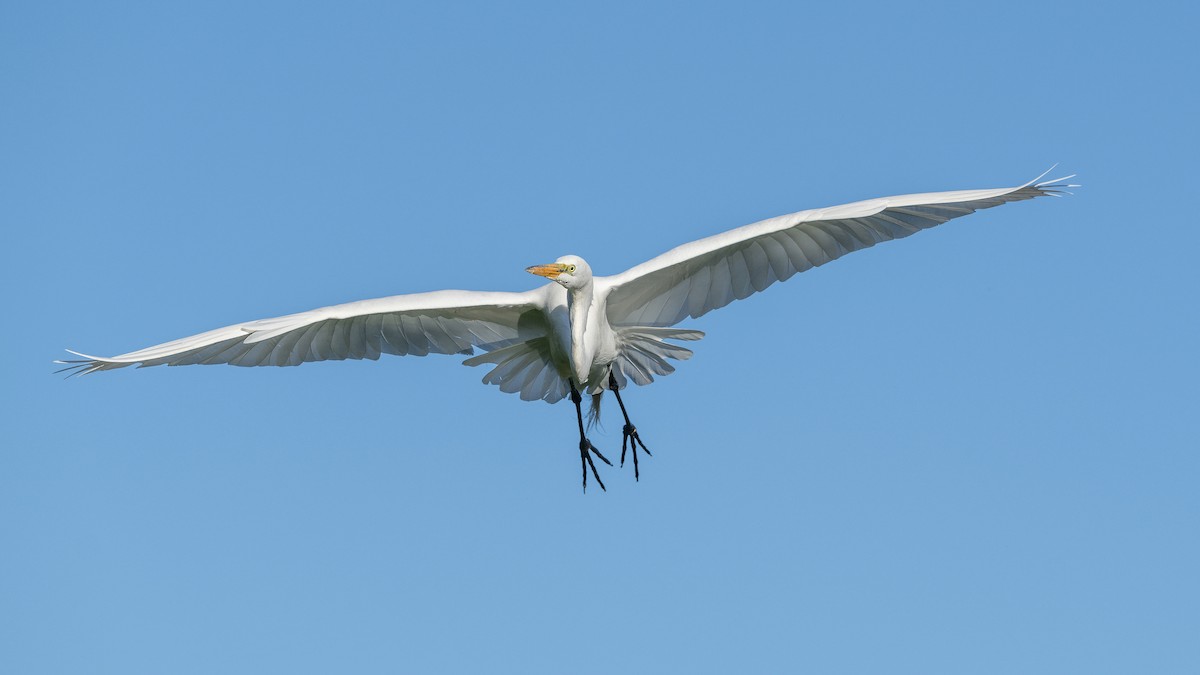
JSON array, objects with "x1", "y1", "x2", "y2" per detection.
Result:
[{"x1": 526, "y1": 255, "x2": 592, "y2": 290}]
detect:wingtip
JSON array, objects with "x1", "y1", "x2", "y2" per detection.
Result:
[
  {"x1": 55, "y1": 349, "x2": 123, "y2": 378},
  {"x1": 1022, "y1": 164, "x2": 1059, "y2": 188},
  {"x1": 64, "y1": 348, "x2": 103, "y2": 360},
  {"x1": 1023, "y1": 165, "x2": 1080, "y2": 195},
  {"x1": 1038, "y1": 173, "x2": 1080, "y2": 188}
]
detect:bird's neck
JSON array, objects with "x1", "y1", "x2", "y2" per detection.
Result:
[{"x1": 566, "y1": 284, "x2": 593, "y2": 384}]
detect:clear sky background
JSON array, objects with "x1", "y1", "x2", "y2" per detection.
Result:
[{"x1": 3, "y1": 2, "x2": 1197, "y2": 673}]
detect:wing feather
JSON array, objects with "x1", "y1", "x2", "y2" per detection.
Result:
[
  {"x1": 685, "y1": 265, "x2": 713, "y2": 320},
  {"x1": 759, "y1": 234, "x2": 793, "y2": 282},
  {"x1": 601, "y1": 172, "x2": 1076, "y2": 327},
  {"x1": 311, "y1": 320, "x2": 336, "y2": 361},
  {"x1": 744, "y1": 241, "x2": 771, "y2": 292},
  {"x1": 58, "y1": 289, "x2": 546, "y2": 374},
  {"x1": 380, "y1": 313, "x2": 407, "y2": 355}
]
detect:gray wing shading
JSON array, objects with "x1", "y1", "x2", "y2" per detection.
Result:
[
  {"x1": 609, "y1": 327, "x2": 705, "y2": 389},
  {"x1": 601, "y1": 172, "x2": 1076, "y2": 327},
  {"x1": 461, "y1": 337, "x2": 571, "y2": 403},
  {"x1": 58, "y1": 289, "x2": 548, "y2": 374}
]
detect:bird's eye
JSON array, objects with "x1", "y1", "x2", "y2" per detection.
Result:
[{"x1": 568, "y1": 265, "x2": 576, "y2": 273}]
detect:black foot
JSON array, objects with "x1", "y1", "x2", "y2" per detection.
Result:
[
  {"x1": 571, "y1": 381, "x2": 611, "y2": 493},
  {"x1": 620, "y1": 423, "x2": 652, "y2": 482},
  {"x1": 580, "y1": 438, "x2": 613, "y2": 493},
  {"x1": 609, "y1": 372, "x2": 652, "y2": 482}
]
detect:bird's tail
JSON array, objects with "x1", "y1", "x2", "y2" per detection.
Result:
[{"x1": 586, "y1": 392, "x2": 603, "y2": 431}]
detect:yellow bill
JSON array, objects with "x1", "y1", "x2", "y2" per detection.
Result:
[{"x1": 526, "y1": 263, "x2": 567, "y2": 279}]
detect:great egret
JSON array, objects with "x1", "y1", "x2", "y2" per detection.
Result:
[{"x1": 59, "y1": 171, "x2": 1076, "y2": 490}]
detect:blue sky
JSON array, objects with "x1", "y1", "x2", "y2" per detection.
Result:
[{"x1": 3, "y1": 1, "x2": 1197, "y2": 672}]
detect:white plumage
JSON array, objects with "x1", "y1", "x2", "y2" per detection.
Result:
[
  {"x1": 60, "y1": 171, "x2": 1073, "y2": 392},
  {"x1": 59, "y1": 170, "x2": 1075, "y2": 488}
]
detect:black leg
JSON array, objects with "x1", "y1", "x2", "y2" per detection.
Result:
[
  {"x1": 571, "y1": 382, "x2": 611, "y2": 492},
  {"x1": 609, "y1": 372, "x2": 651, "y2": 481}
]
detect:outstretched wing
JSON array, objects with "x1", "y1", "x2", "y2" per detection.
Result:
[
  {"x1": 58, "y1": 289, "x2": 548, "y2": 375},
  {"x1": 601, "y1": 172, "x2": 1076, "y2": 327}
]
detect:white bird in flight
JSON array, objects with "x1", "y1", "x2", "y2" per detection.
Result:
[{"x1": 60, "y1": 170, "x2": 1076, "y2": 490}]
